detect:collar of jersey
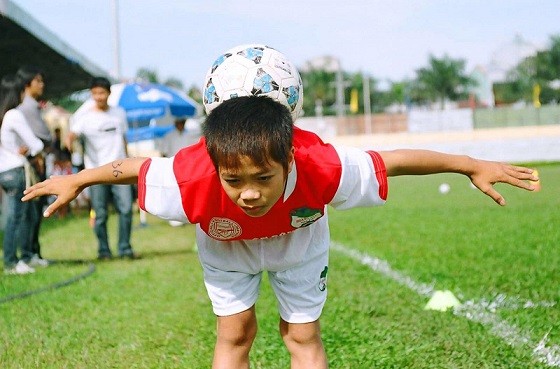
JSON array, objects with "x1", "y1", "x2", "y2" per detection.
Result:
[{"x1": 283, "y1": 161, "x2": 297, "y2": 202}]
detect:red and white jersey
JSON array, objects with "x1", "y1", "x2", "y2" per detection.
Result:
[{"x1": 138, "y1": 127, "x2": 387, "y2": 242}]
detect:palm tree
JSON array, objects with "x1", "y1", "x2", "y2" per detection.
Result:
[
  {"x1": 136, "y1": 68, "x2": 159, "y2": 83},
  {"x1": 414, "y1": 54, "x2": 475, "y2": 109}
]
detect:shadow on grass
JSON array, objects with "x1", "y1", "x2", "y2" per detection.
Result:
[
  {"x1": 0, "y1": 262, "x2": 96, "y2": 304},
  {"x1": 0, "y1": 249, "x2": 194, "y2": 304}
]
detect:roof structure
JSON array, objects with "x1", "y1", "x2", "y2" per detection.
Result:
[{"x1": 0, "y1": 0, "x2": 110, "y2": 100}]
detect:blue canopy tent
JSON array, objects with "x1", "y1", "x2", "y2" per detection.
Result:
[{"x1": 108, "y1": 82, "x2": 199, "y2": 143}]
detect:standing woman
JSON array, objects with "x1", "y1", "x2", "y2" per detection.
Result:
[{"x1": 0, "y1": 75, "x2": 44, "y2": 275}]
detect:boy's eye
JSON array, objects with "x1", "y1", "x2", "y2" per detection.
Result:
[
  {"x1": 224, "y1": 178, "x2": 239, "y2": 184},
  {"x1": 258, "y1": 175, "x2": 272, "y2": 181}
]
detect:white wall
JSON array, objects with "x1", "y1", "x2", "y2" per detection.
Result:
[{"x1": 408, "y1": 108, "x2": 473, "y2": 133}]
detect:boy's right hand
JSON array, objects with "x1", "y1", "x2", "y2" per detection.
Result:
[{"x1": 22, "y1": 174, "x2": 83, "y2": 217}]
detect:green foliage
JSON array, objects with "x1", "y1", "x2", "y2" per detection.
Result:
[
  {"x1": 187, "y1": 84, "x2": 203, "y2": 106},
  {"x1": 300, "y1": 69, "x2": 338, "y2": 116},
  {"x1": 501, "y1": 34, "x2": 560, "y2": 105},
  {"x1": 412, "y1": 54, "x2": 476, "y2": 109},
  {"x1": 163, "y1": 77, "x2": 184, "y2": 90},
  {"x1": 136, "y1": 67, "x2": 160, "y2": 83},
  {"x1": 0, "y1": 165, "x2": 558, "y2": 368}
]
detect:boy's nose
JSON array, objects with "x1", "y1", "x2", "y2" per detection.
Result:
[{"x1": 240, "y1": 188, "x2": 260, "y2": 200}]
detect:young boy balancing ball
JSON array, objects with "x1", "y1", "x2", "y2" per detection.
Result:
[{"x1": 22, "y1": 45, "x2": 537, "y2": 369}]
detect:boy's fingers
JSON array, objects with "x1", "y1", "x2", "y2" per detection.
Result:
[
  {"x1": 485, "y1": 187, "x2": 506, "y2": 206},
  {"x1": 43, "y1": 201, "x2": 61, "y2": 218}
]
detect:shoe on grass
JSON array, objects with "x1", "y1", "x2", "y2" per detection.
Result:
[
  {"x1": 119, "y1": 253, "x2": 141, "y2": 260},
  {"x1": 4, "y1": 260, "x2": 35, "y2": 275},
  {"x1": 28, "y1": 254, "x2": 49, "y2": 267}
]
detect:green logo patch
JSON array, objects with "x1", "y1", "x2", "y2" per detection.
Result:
[{"x1": 290, "y1": 207, "x2": 323, "y2": 228}]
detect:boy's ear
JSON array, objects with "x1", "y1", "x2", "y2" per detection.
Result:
[{"x1": 287, "y1": 147, "x2": 295, "y2": 173}]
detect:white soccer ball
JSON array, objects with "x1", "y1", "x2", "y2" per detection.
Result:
[
  {"x1": 439, "y1": 183, "x2": 451, "y2": 194},
  {"x1": 202, "y1": 44, "x2": 303, "y2": 121}
]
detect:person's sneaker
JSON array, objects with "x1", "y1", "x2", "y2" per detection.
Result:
[
  {"x1": 97, "y1": 254, "x2": 113, "y2": 261},
  {"x1": 28, "y1": 254, "x2": 49, "y2": 267},
  {"x1": 119, "y1": 253, "x2": 142, "y2": 260},
  {"x1": 4, "y1": 260, "x2": 35, "y2": 275}
]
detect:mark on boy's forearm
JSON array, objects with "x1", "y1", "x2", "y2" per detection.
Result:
[{"x1": 112, "y1": 160, "x2": 123, "y2": 177}]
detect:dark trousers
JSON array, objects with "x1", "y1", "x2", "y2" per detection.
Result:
[{"x1": 28, "y1": 155, "x2": 47, "y2": 257}]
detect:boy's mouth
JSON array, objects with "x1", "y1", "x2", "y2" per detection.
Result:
[{"x1": 242, "y1": 206, "x2": 264, "y2": 216}]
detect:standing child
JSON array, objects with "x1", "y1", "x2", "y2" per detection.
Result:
[{"x1": 23, "y1": 95, "x2": 536, "y2": 369}]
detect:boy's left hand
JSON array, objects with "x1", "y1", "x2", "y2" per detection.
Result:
[{"x1": 469, "y1": 160, "x2": 537, "y2": 206}]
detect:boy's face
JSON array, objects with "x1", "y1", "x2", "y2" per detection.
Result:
[
  {"x1": 91, "y1": 86, "x2": 110, "y2": 110},
  {"x1": 219, "y1": 151, "x2": 294, "y2": 217}
]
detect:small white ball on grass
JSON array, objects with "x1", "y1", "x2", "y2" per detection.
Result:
[{"x1": 438, "y1": 183, "x2": 450, "y2": 194}]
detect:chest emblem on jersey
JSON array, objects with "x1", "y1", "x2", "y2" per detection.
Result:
[
  {"x1": 290, "y1": 207, "x2": 323, "y2": 228},
  {"x1": 208, "y1": 217, "x2": 242, "y2": 240}
]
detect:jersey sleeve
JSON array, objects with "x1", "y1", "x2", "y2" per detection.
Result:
[
  {"x1": 137, "y1": 157, "x2": 190, "y2": 223},
  {"x1": 329, "y1": 145, "x2": 388, "y2": 210}
]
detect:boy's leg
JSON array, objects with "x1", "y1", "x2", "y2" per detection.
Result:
[
  {"x1": 280, "y1": 319, "x2": 327, "y2": 369},
  {"x1": 212, "y1": 306, "x2": 257, "y2": 369}
]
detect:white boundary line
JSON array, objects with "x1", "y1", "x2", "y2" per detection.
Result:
[{"x1": 331, "y1": 242, "x2": 560, "y2": 367}]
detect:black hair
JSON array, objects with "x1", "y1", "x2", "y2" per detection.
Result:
[
  {"x1": 203, "y1": 96, "x2": 293, "y2": 171},
  {"x1": 0, "y1": 74, "x2": 24, "y2": 127},
  {"x1": 16, "y1": 65, "x2": 44, "y2": 87},
  {"x1": 89, "y1": 76, "x2": 112, "y2": 92}
]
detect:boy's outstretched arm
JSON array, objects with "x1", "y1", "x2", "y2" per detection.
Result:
[
  {"x1": 378, "y1": 149, "x2": 537, "y2": 206},
  {"x1": 22, "y1": 157, "x2": 148, "y2": 217}
]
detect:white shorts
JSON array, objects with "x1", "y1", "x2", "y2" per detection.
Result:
[{"x1": 196, "y1": 216, "x2": 330, "y2": 323}]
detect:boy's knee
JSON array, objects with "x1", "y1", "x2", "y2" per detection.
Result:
[
  {"x1": 218, "y1": 324, "x2": 257, "y2": 347},
  {"x1": 216, "y1": 312, "x2": 258, "y2": 347},
  {"x1": 280, "y1": 320, "x2": 322, "y2": 348}
]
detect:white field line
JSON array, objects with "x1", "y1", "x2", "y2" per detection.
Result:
[{"x1": 331, "y1": 242, "x2": 560, "y2": 367}]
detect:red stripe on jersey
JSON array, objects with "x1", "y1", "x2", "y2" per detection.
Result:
[
  {"x1": 137, "y1": 158, "x2": 152, "y2": 211},
  {"x1": 366, "y1": 151, "x2": 388, "y2": 200}
]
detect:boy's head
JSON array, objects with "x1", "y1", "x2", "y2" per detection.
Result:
[
  {"x1": 203, "y1": 96, "x2": 295, "y2": 217},
  {"x1": 89, "y1": 77, "x2": 112, "y2": 110},
  {"x1": 16, "y1": 65, "x2": 44, "y2": 99},
  {"x1": 204, "y1": 95, "x2": 293, "y2": 172}
]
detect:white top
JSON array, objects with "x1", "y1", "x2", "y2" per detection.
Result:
[
  {"x1": 160, "y1": 125, "x2": 201, "y2": 157},
  {"x1": 0, "y1": 109, "x2": 44, "y2": 173},
  {"x1": 17, "y1": 95, "x2": 52, "y2": 143},
  {"x1": 70, "y1": 106, "x2": 128, "y2": 168}
]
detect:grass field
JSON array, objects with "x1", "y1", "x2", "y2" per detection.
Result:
[{"x1": 0, "y1": 163, "x2": 558, "y2": 368}]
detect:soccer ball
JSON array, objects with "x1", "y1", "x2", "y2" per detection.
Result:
[
  {"x1": 203, "y1": 44, "x2": 303, "y2": 121},
  {"x1": 438, "y1": 183, "x2": 451, "y2": 194}
]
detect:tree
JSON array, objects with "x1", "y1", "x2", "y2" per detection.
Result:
[
  {"x1": 300, "y1": 69, "x2": 337, "y2": 116},
  {"x1": 163, "y1": 77, "x2": 184, "y2": 90},
  {"x1": 136, "y1": 68, "x2": 159, "y2": 83},
  {"x1": 135, "y1": 68, "x2": 186, "y2": 91},
  {"x1": 187, "y1": 85, "x2": 203, "y2": 105},
  {"x1": 502, "y1": 34, "x2": 560, "y2": 104},
  {"x1": 413, "y1": 54, "x2": 476, "y2": 109}
]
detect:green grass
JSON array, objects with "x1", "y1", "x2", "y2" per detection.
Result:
[{"x1": 0, "y1": 164, "x2": 558, "y2": 368}]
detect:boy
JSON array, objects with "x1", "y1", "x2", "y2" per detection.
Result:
[
  {"x1": 66, "y1": 77, "x2": 137, "y2": 260},
  {"x1": 23, "y1": 96, "x2": 536, "y2": 369}
]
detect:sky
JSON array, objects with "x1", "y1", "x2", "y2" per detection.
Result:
[{"x1": 13, "y1": 0, "x2": 560, "y2": 90}]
